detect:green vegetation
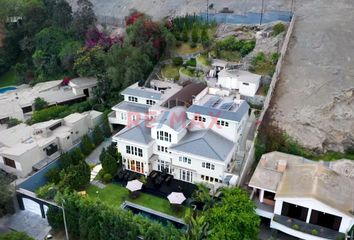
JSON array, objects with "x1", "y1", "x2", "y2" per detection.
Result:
[
  {"x1": 311, "y1": 229, "x2": 318, "y2": 236},
  {"x1": 185, "y1": 58, "x2": 196, "y2": 67},
  {"x1": 255, "y1": 120, "x2": 354, "y2": 163},
  {"x1": 273, "y1": 23, "x2": 286, "y2": 36},
  {"x1": 0, "y1": 68, "x2": 20, "y2": 87},
  {"x1": 27, "y1": 101, "x2": 92, "y2": 124},
  {"x1": 197, "y1": 54, "x2": 211, "y2": 67},
  {"x1": 250, "y1": 52, "x2": 279, "y2": 76},
  {"x1": 87, "y1": 184, "x2": 186, "y2": 218},
  {"x1": 215, "y1": 36, "x2": 256, "y2": 58},
  {"x1": 33, "y1": 97, "x2": 48, "y2": 111},
  {"x1": 100, "y1": 147, "x2": 120, "y2": 176},
  {"x1": 293, "y1": 224, "x2": 300, "y2": 230},
  {"x1": 161, "y1": 64, "x2": 180, "y2": 81},
  {"x1": 206, "y1": 187, "x2": 260, "y2": 240},
  {"x1": 173, "y1": 43, "x2": 204, "y2": 55},
  {"x1": 180, "y1": 67, "x2": 204, "y2": 78},
  {"x1": 0, "y1": 232, "x2": 34, "y2": 240},
  {"x1": 172, "y1": 57, "x2": 183, "y2": 66},
  {"x1": 0, "y1": 172, "x2": 15, "y2": 217},
  {"x1": 46, "y1": 193, "x2": 182, "y2": 240},
  {"x1": 7, "y1": 118, "x2": 22, "y2": 128},
  {"x1": 218, "y1": 50, "x2": 242, "y2": 62}
]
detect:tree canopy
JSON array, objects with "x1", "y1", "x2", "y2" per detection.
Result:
[{"x1": 206, "y1": 187, "x2": 260, "y2": 240}]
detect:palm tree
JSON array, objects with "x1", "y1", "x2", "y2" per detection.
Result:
[
  {"x1": 183, "y1": 209, "x2": 211, "y2": 240},
  {"x1": 192, "y1": 183, "x2": 214, "y2": 210}
]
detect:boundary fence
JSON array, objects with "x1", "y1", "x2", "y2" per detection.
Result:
[{"x1": 238, "y1": 14, "x2": 296, "y2": 186}]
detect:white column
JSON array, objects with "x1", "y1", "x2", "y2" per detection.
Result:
[
  {"x1": 306, "y1": 208, "x2": 312, "y2": 223},
  {"x1": 259, "y1": 189, "x2": 265, "y2": 202}
]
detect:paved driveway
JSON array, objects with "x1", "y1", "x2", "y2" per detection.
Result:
[
  {"x1": 85, "y1": 138, "x2": 112, "y2": 165},
  {"x1": 1, "y1": 211, "x2": 51, "y2": 240}
]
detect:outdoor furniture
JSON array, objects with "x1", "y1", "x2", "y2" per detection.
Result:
[
  {"x1": 126, "y1": 179, "x2": 143, "y2": 192},
  {"x1": 165, "y1": 175, "x2": 172, "y2": 184},
  {"x1": 167, "y1": 192, "x2": 186, "y2": 205},
  {"x1": 150, "y1": 171, "x2": 158, "y2": 178}
]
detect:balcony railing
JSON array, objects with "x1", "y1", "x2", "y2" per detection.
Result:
[
  {"x1": 108, "y1": 111, "x2": 120, "y2": 124},
  {"x1": 273, "y1": 214, "x2": 345, "y2": 240}
]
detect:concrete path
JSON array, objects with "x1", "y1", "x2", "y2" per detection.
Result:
[
  {"x1": 85, "y1": 138, "x2": 112, "y2": 165},
  {"x1": 1, "y1": 211, "x2": 51, "y2": 240},
  {"x1": 90, "y1": 164, "x2": 102, "y2": 182}
]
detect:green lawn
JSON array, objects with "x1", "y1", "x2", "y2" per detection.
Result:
[
  {"x1": 173, "y1": 43, "x2": 204, "y2": 55},
  {"x1": 218, "y1": 50, "x2": 242, "y2": 62},
  {"x1": 0, "y1": 67, "x2": 20, "y2": 88},
  {"x1": 87, "y1": 183, "x2": 187, "y2": 218},
  {"x1": 161, "y1": 64, "x2": 180, "y2": 81},
  {"x1": 197, "y1": 55, "x2": 210, "y2": 67}
]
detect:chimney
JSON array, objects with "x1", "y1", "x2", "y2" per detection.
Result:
[{"x1": 277, "y1": 160, "x2": 287, "y2": 173}]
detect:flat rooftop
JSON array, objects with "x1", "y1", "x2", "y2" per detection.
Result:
[{"x1": 163, "y1": 83, "x2": 207, "y2": 109}]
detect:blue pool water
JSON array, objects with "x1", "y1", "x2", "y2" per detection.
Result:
[
  {"x1": 123, "y1": 203, "x2": 187, "y2": 231},
  {"x1": 199, "y1": 10, "x2": 292, "y2": 24},
  {"x1": 0, "y1": 86, "x2": 17, "y2": 94}
]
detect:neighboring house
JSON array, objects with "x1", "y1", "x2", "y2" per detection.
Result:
[
  {"x1": 248, "y1": 151, "x2": 354, "y2": 240},
  {"x1": 112, "y1": 81, "x2": 250, "y2": 188},
  {"x1": 0, "y1": 77, "x2": 98, "y2": 125},
  {"x1": 0, "y1": 110, "x2": 102, "y2": 178},
  {"x1": 217, "y1": 69, "x2": 261, "y2": 97}
]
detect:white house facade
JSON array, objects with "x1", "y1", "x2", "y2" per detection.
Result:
[
  {"x1": 112, "y1": 82, "x2": 250, "y2": 188},
  {"x1": 0, "y1": 111, "x2": 102, "y2": 177},
  {"x1": 248, "y1": 151, "x2": 354, "y2": 240}
]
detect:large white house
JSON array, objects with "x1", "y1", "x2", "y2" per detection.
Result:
[
  {"x1": 0, "y1": 111, "x2": 102, "y2": 177},
  {"x1": 248, "y1": 151, "x2": 354, "y2": 240},
  {"x1": 112, "y1": 81, "x2": 250, "y2": 188},
  {"x1": 0, "y1": 77, "x2": 97, "y2": 126}
]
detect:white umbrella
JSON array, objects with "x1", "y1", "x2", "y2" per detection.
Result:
[
  {"x1": 167, "y1": 192, "x2": 186, "y2": 204},
  {"x1": 126, "y1": 179, "x2": 143, "y2": 192}
]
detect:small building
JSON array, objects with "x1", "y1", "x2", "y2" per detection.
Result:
[
  {"x1": 68, "y1": 77, "x2": 97, "y2": 98},
  {"x1": 248, "y1": 151, "x2": 354, "y2": 240},
  {"x1": 217, "y1": 69, "x2": 261, "y2": 97},
  {"x1": 0, "y1": 111, "x2": 102, "y2": 178}
]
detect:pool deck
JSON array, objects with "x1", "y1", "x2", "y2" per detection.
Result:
[{"x1": 122, "y1": 201, "x2": 185, "y2": 225}]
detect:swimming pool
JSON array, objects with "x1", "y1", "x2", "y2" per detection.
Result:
[
  {"x1": 122, "y1": 201, "x2": 187, "y2": 231},
  {"x1": 0, "y1": 86, "x2": 17, "y2": 94}
]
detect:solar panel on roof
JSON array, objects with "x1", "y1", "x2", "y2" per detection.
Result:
[
  {"x1": 219, "y1": 102, "x2": 234, "y2": 111},
  {"x1": 204, "y1": 96, "x2": 221, "y2": 108}
]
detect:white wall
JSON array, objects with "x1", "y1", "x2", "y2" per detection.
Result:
[
  {"x1": 123, "y1": 95, "x2": 159, "y2": 106},
  {"x1": 275, "y1": 197, "x2": 354, "y2": 234},
  {"x1": 218, "y1": 76, "x2": 239, "y2": 90},
  {"x1": 239, "y1": 82, "x2": 259, "y2": 97}
]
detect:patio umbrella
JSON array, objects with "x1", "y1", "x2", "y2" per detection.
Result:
[
  {"x1": 126, "y1": 179, "x2": 143, "y2": 192},
  {"x1": 167, "y1": 192, "x2": 186, "y2": 205}
]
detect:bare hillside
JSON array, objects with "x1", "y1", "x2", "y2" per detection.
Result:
[{"x1": 270, "y1": 0, "x2": 354, "y2": 152}]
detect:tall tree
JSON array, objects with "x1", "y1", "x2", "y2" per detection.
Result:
[
  {"x1": 183, "y1": 209, "x2": 211, "y2": 240},
  {"x1": 73, "y1": 0, "x2": 96, "y2": 38},
  {"x1": 52, "y1": 0, "x2": 73, "y2": 30},
  {"x1": 0, "y1": 173, "x2": 15, "y2": 217},
  {"x1": 101, "y1": 151, "x2": 118, "y2": 176},
  {"x1": 206, "y1": 187, "x2": 260, "y2": 240}
]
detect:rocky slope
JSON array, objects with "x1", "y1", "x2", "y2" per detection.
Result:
[{"x1": 270, "y1": 0, "x2": 354, "y2": 152}]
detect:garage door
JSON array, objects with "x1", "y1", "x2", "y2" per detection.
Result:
[{"x1": 23, "y1": 198, "x2": 41, "y2": 216}]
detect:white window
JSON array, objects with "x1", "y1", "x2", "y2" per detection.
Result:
[
  {"x1": 126, "y1": 146, "x2": 131, "y2": 154},
  {"x1": 202, "y1": 162, "x2": 205, "y2": 168},
  {"x1": 146, "y1": 100, "x2": 156, "y2": 105},
  {"x1": 138, "y1": 148, "x2": 143, "y2": 157}
]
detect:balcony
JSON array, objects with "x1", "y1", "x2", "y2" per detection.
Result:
[
  {"x1": 272, "y1": 214, "x2": 345, "y2": 240},
  {"x1": 108, "y1": 111, "x2": 121, "y2": 125}
]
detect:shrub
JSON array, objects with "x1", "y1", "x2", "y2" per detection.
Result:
[
  {"x1": 172, "y1": 57, "x2": 183, "y2": 66},
  {"x1": 311, "y1": 229, "x2": 318, "y2": 235},
  {"x1": 101, "y1": 150, "x2": 118, "y2": 176},
  {"x1": 103, "y1": 173, "x2": 112, "y2": 183},
  {"x1": 0, "y1": 232, "x2": 34, "y2": 240},
  {"x1": 36, "y1": 183, "x2": 57, "y2": 200},
  {"x1": 102, "y1": 117, "x2": 112, "y2": 138},
  {"x1": 182, "y1": 28, "x2": 189, "y2": 42},
  {"x1": 273, "y1": 23, "x2": 285, "y2": 36},
  {"x1": 189, "y1": 42, "x2": 197, "y2": 48},
  {"x1": 7, "y1": 118, "x2": 22, "y2": 128},
  {"x1": 45, "y1": 167, "x2": 61, "y2": 184},
  {"x1": 185, "y1": 58, "x2": 196, "y2": 67},
  {"x1": 93, "y1": 125, "x2": 104, "y2": 146},
  {"x1": 191, "y1": 25, "x2": 199, "y2": 43},
  {"x1": 292, "y1": 224, "x2": 299, "y2": 230},
  {"x1": 81, "y1": 135, "x2": 94, "y2": 156},
  {"x1": 34, "y1": 97, "x2": 49, "y2": 111}
]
